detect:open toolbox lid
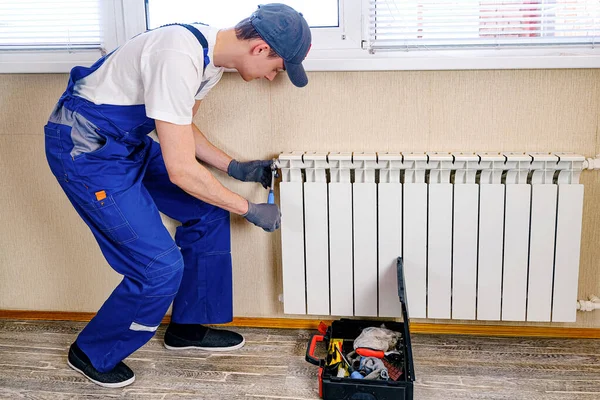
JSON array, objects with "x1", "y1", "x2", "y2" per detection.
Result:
[{"x1": 397, "y1": 257, "x2": 415, "y2": 382}]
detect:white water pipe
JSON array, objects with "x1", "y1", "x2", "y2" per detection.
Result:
[
  {"x1": 577, "y1": 295, "x2": 600, "y2": 311},
  {"x1": 584, "y1": 156, "x2": 600, "y2": 170}
]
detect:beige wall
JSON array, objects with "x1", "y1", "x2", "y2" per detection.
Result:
[{"x1": 1, "y1": 70, "x2": 600, "y2": 328}]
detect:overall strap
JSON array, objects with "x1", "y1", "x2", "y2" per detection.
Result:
[{"x1": 158, "y1": 23, "x2": 210, "y2": 71}]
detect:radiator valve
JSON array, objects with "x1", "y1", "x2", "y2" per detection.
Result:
[{"x1": 577, "y1": 295, "x2": 600, "y2": 311}]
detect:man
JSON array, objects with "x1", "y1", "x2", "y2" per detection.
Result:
[{"x1": 44, "y1": 3, "x2": 311, "y2": 388}]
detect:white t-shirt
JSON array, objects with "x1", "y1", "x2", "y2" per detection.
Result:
[{"x1": 74, "y1": 24, "x2": 224, "y2": 125}]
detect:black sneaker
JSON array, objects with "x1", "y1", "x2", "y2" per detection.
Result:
[
  {"x1": 164, "y1": 323, "x2": 245, "y2": 351},
  {"x1": 67, "y1": 342, "x2": 135, "y2": 388}
]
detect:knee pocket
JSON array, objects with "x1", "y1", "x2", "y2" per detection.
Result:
[
  {"x1": 145, "y1": 245, "x2": 184, "y2": 295},
  {"x1": 132, "y1": 265, "x2": 183, "y2": 332},
  {"x1": 131, "y1": 250, "x2": 183, "y2": 332}
]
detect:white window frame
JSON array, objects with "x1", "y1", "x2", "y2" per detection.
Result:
[
  {"x1": 1, "y1": 0, "x2": 599, "y2": 73},
  {"x1": 0, "y1": 0, "x2": 129, "y2": 73},
  {"x1": 304, "y1": 0, "x2": 600, "y2": 71}
]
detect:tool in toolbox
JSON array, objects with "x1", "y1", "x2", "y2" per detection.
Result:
[
  {"x1": 327, "y1": 339, "x2": 344, "y2": 366},
  {"x1": 355, "y1": 348, "x2": 402, "y2": 359},
  {"x1": 336, "y1": 346, "x2": 353, "y2": 372},
  {"x1": 305, "y1": 257, "x2": 415, "y2": 399},
  {"x1": 383, "y1": 358, "x2": 403, "y2": 381},
  {"x1": 355, "y1": 347, "x2": 404, "y2": 379}
]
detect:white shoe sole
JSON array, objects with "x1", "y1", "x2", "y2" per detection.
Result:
[
  {"x1": 68, "y1": 360, "x2": 135, "y2": 388},
  {"x1": 164, "y1": 338, "x2": 246, "y2": 352}
]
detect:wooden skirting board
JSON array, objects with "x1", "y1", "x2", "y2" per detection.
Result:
[{"x1": 1, "y1": 310, "x2": 599, "y2": 338}]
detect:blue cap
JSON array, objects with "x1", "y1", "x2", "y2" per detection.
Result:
[{"x1": 250, "y1": 3, "x2": 312, "y2": 87}]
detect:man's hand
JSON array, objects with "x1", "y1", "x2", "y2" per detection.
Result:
[
  {"x1": 243, "y1": 201, "x2": 281, "y2": 232},
  {"x1": 228, "y1": 160, "x2": 274, "y2": 189}
]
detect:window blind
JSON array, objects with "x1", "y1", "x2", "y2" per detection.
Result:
[
  {"x1": 0, "y1": 0, "x2": 102, "y2": 51},
  {"x1": 368, "y1": 0, "x2": 600, "y2": 51}
]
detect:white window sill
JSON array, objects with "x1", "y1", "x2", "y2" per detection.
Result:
[
  {"x1": 3, "y1": 47, "x2": 599, "y2": 74},
  {"x1": 303, "y1": 47, "x2": 600, "y2": 71},
  {"x1": 0, "y1": 50, "x2": 105, "y2": 74}
]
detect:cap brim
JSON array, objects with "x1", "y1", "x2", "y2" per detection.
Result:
[{"x1": 284, "y1": 61, "x2": 308, "y2": 88}]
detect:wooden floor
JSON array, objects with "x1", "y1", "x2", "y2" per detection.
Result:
[{"x1": 1, "y1": 319, "x2": 600, "y2": 399}]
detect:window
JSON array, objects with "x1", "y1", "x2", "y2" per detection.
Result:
[
  {"x1": 367, "y1": 0, "x2": 600, "y2": 51},
  {"x1": 145, "y1": 0, "x2": 340, "y2": 29},
  {"x1": 144, "y1": 0, "x2": 355, "y2": 51},
  {"x1": 1, "y1": 0, "x2": 599, "y2": 73},
  {"x1": 0, "y1": 0, "x2": 102, "y2": 51},
  {"x1": 350, "y1": 0, "x2": 600, "y2": 70},
  {"x1": 0, "y1": 0, "x2": 121, "y2": 73}
]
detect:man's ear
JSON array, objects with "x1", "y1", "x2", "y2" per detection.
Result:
[{"x1": 251, "y1": 41, "x2": 271, "y2": 56}]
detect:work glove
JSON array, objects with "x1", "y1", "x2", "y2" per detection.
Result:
[
  {"x1": 228, "y1": 159, "x2": 274, "y2": 189},
  {"x1": 243, "y1": 201, "x2": 281, "y2": 232}
]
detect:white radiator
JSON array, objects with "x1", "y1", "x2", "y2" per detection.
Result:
[{"x1": 278, "y1": 152, "x2": 585, "y2": 323}]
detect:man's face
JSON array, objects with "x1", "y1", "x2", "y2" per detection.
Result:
[{"x1": 238, "y1": 41, "x2": 285, "y2": 82}]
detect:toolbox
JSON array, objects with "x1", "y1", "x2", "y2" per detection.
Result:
[{"x1": 305, "y1": 257, "x2": 414, "y2": 400}]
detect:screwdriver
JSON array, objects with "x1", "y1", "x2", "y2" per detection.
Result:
[{"x1": 267, "y1": 160, "x2": 276, "y2": 204}]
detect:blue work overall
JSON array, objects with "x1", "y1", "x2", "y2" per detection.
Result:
[{"x1": 44, "y1": 24, "x2": 232, "y2": 373}]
